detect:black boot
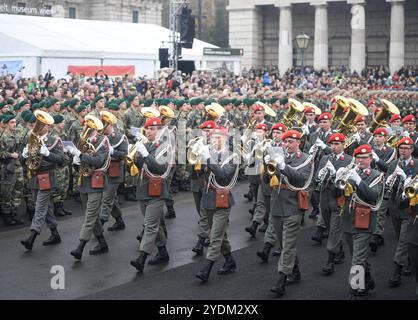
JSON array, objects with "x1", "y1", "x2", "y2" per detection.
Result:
[
  {"x1": 11, "y1": 211, "x2": 24, "y2": 225},
  {"x1": 108, "y1": 217, "x2": 126, "y2": 231},
  {"x1": 196, "y1": 259, "x2": 215, "y2": 282},
  {"x1": 124, "y1": 187, "x2": 137, "y2": 201},
  {"x1": 192, "y1": 236, "x2": 205, "y2": 256},
  {"x1": 356, "y1": 269, "x2": 375, "y2": 296},
  {"x1": 243, "y1": 188, "x2": 253, "y2": 202},
  {"x1": 20, "y1": 230, "x2": 38, "y2": 251},
  {"x1": 334, "y1": 246, "x2": 345, "y2": 265},
  {"x1": 245, "y1": 221, "x2": 259, "y2": 238},
  {"x1": 203, "y1": 238, "x2": 210, "y2": 247},
  {"x1": 27, "y1": 208, "x2": 35, "y2": 221},
  {"x1": 130, "y1": 251, "x2": 148, "y2": 272},
  {"x1": 61, "y1": 203, "x2": 72, "y2": 215},
  {"x1": 388, "y1": 263, "x2": 403, "y2": 287},
  {"x1": 311, "y1": 226, "x2": 326, "y2": 244},
  {"x1": 248, "y1": 207, "x2": 255, "y2": 215},
  {"x1": 257, "y1": 242, "x2": 273, "y2": 263},
  {"x1": 403, "y1": 258, "x2": 412, "y2": 276},
  {"x1": 164, "y1": 206, "x2": 176, "y2": 219},
  {"x1": 54, "y1": 202, "x2": 66, "y2": 217},
  {"x1": 322, "y1": 252, "x2": 335, "y2": 276},
  {"x1": 136, "y1": 228, "x2": 144, "y2": 242},
  {"x1": 258, "y1": 223, "x2": 268, "y2": 233},
  {"x1": 270, "y1": 272, "x2": 287, "y2": 296},
  {"x1": 148, "y1": 246, "x2": 169, "y2": 265},
  {"x1": 70, "y1": 240, "x2": 88, "y2": 260},
  {"x1": 43, "y1": 228, "x2": 61, "y2": 246},
  {"x1": 287, "y1": 264, "x2": 301, "y2": 284},
  {"x1": 309, "y1": 207, "x2": 319, "y2": 219},
  {"x1": 272, "y1": 249, "x2": 281, "y2": 257},
  {"x1": 217, "y1": 253, "x2": 237, "y2": 275},
  {"x1": 3, "y1": 215, "x2": 17, "y2": 226},
  {"x1": 301, "y1": 214, "x2": 305, "y2": 226},
  {"x1": 89, "y1": 235, "x2": 109, "y2": 255}
]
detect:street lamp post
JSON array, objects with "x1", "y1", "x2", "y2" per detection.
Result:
[{"x1": 296, "y1": 34, "x2": 310, "y2": 75}]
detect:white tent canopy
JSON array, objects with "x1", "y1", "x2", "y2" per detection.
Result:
[{"x1": 0, "y1": 14, "x2": 240, "y2": 78}]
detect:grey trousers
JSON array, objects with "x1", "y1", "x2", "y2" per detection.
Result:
[
  {"x1": 203, "y1": 208, "x2": 232, "y2": 261},
  {"x1": 194, "y1": 192, "x2": 209, "y2": 239},
  {"x1": 326, "y1": 210, "x2": 343, "y2": 254},
  {"x1": 100, "y1": 183, "x2": 119, "y2": 221},
  {"x1": 392, "y1": 216, "x2": 410, "y2": 266},
  {"x1": 373, "y1": 198, "x2": 389, "y2": 237},
  {"x1": 271, "y1": 214, "x2": 302, "y2": 275},
  {"x1": 408, "y1": 243, "x2": 418, "y2": 283},
  {"x1": 79, "y1": 192, "x2": 104, "y2": 241},
  {"x1": 253, "y1": 187, "x2": 266, "y2": 225},
  {"x1": 344, "y1": 232, "x2": 371, "y2": 266},
  {"x1": 30, "y1": 189, "x2": 57, "y2": 234},
  {"x1": 139, "y1": 198, "x2": 167, "y2": 254},
  {"x1": 165, "y1": 170, "x2": 175, "y2": 208},
  {"x1": 264, "y1": 211, "x2": 277, "y2": 247}
]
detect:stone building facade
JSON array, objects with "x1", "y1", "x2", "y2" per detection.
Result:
[
  {"x1": 227, "y1": 0, "x2": 418, "y2": 74},
  {"x1": 2, "y1": 0, "x2": 162, "y2": 25}
]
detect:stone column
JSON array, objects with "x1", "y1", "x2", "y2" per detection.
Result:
[
  {"x1": 388, "y1": 0, "x2": 405, "y2": 74},
  {"x1": 348, "y1": 0, "x2": 366, "y2": 74},
  {"x1": 312, "y1": 2, "x2": 328, "y2": 70},
  {"x1": 227, "y1": 6, "x2": 261, "y2": 70},
  {"x1": 277, "y1": 4, "x2": 293, "y2": 76}
]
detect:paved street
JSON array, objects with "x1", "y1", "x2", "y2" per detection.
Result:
[{"x1": 0, "y1": 183, "x2": 417, "y2": 300}]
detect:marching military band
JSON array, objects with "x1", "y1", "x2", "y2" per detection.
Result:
[{"x1": 1, "y1": 92, "x2": 418, "y2": 298}]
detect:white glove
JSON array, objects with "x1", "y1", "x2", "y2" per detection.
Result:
[
  {"x1": 22, "y1": 146, "x2": 29, "y2": 159},
  {"x1": 136, "y1": 142, "x2": 149, "y2": 158},
  {"x1": 301, "y1": 125, "x2": 310, "y2": 135},
  {"x1": 348, "y1": 169, "x2": 362, "y2": 186},
  {"x1": 402, "y1": 131, "x2": 411, "y2": 138},
  {"x1": 264, "y1": 154, "x2": 271, "y2": 164},
  {"x1": 372, "y1": 151, "x2": 379, "y2": 162},
  {"x1": 315, "y1": 139, "x2": 327, "y2": 150},
  {"x1": 245, "y1": 153, "x2": 252, "y2": 161},
  {"x1": 336, "y1": 167, "x2": 346, "y2": 181},
  {"x1": 200, "y1": 145, "x2": 211, "y2": 161},
  {"x1": 385, "y1": 174, "x2": 395, "y2": 187},
  {"x1": 404, "y1": 176, "x2": 412, "y2": 187},
  {"x1": 39, "y1": 145, "x2": 50, "y2": 157},
  {"x1": 395, "y1": 167, "x2": 407, "y2": 180},
  {"x1": 352, "y1": 132, "x2": 361, "y2": 143},
  {"x1": 240, "y1": 135, "x2": 248, "y2": 143},
  {"x1": 318, "y1": 167, "x2": 328, "y2": 180},
  {"x1": 272, "y1": 154, "x2": 285, "y2": 170},
  {"x1": 325, "y1": 161, "x2": 336, "y2": 176},
  {"x1": 250, "y1": 132, "x2": 257, "y2": 140},
  {"x1": 109, "y1": 146, "x2": 114, "y2": 155},
  {"x1": 66, "y1": 145, "x2": 81, "y2": 157},
  {"x1": 366, "y1": 128, "x2": 371, "y2": 134},
  {"x1": 72, "y1": 155, "x2": 81, "y2": 166}
]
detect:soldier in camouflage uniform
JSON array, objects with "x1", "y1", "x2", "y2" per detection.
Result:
[
  {"x1": 0, "y1": 115, "x2": 24, "y2": 226},
  {"x1": 174, "y1": 100, "x2": 191, "y2": 192},
  {"x1": 89, "y1": 95, "x2": 105, "y2": 118}
]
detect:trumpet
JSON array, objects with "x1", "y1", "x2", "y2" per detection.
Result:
[
  {"x1": 335, "y1": 161, "x2": 358, "y2": 190},
  {"x1": 266, "y1": 160, "x2": 277, "y2": 176},
  {"x1": 385, "y1": 164, "x2": 403, "y2": 198},
  {"x1": 124, "y1": 132, "x2": 149, "y2": 176},
  {"x1": 403, "y1": 175, "x2": 418, "y2": 199},
  {"x1": 187, "y1": 137, "x2": 206, "y2": 165},
  {"x1": 316, "y1": 159, "x2": 333, "y2": 190}
]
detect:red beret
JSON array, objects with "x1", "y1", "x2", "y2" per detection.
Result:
[
  {"x1": 397, "y1": 137, "x2": 414, "y2": 147},
  {"x1": 304, "y1": 107, "x2": 315, "y2": 114},
  {"x1": 253, "y1": 104, "x2": 265, "y2": 112},
  {"x1": 390, "y1": 114, "x2": 401, "y2": 123},
  {"x1": 272, "y1": 123, "x2": 287, "y2": 132},
  {"x1": 373, "y1": 128, "x2": 388, "y2": 136},
  {"x1": 200, "y1": 120, "x2": 216, "y2": 130},
  {"x1": 282, "y1": 130, "x2": 302, "y2": 141},
  {"x1": 367, "y1": 99, "x2": 377, "y2": 107},
  {"x1": 318, "y1": 112, "x2": 332, "y2": 121},
  {"x1": 353, "y1": 144, "x2": 372, "y2": 157},
  {"x1": 328, "y1": 133, "x2": 345, "y2": 143},
  {"x1": 330, "y1": 105, "x2": 336, "y2": 111},
  {"x1": 256, "y1": 123, "x2": 267, "y2": 131},
  {"x1": 211, "y1": 126, "x2": 228, "y2": 136},
  {"x1": 144, "y1": 117, "x2": 161, "y2": 128},
  {"x1": 354, "y1": 115, "x2": 366, "y2": 123},
  {"x1": 374, "y1": 107, "x2": 382, "y2": 114},
  {"x1": 402, "y1": 115, "x2": 416, "y2": 123}
]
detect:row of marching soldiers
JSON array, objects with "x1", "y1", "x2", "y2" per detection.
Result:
[{"x1": 240, "y1": 96, "x2": 418, "y2": 297}]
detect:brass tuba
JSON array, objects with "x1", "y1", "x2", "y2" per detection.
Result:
[
  {"x1": 403, "y1": 175, "x2": 418, "y2": 199},
  {"x1": 298, "y1": 102, "x2": 322, "y2": 127},
  {"x1": 77, "y1": 115, "x2": 104, "y2": 185},
  {"x1": 369, "y1": 99, "x2": 399, "y2": 133},
  {"x1": 331, "y1": 96, "x2": 350, "y2": 126},
  {"x1": 27, "y1": 110, "x2": 54, "y2": 179},
  {"x1": 124, "y1": 132, "x2": 148, "y2": 177},
  {"x1": 282, "y1": 98, "x2": 304, "y2": 128},
  {"x1": 99, "y1": 110, "x2": 117, "y2": 133}
]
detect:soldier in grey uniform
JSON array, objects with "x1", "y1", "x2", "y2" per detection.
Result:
[
  {"x1": 99, "y1": 111, "x2": 128, "y2": 232},
  {"x1": 406, "y1": 206, "x2": 418, "y2": 297},
  {"x1": 20, "y1": 116, "x2": 65, "y2": 251},
  {"x1": 268, "y1": 130, "x2": 312, "y2": 296},
  {"x1": 340, "y1": 144, "x2": 384, "y2": 296},
  {"x1": 67, "y1": 116, "x2": 110, "y2": 260},
  {"x1": 369, "y1": 128, "x2": 396, "y2": 252},
  {"x1": 385, "y1": 137, "x2": 418, "y2": 288},
  {"x1": 130, "y1": 117, "x2": 172, "y2": 273},
  {"x1": 316, "y1": 133, "x2": 353, "y2": 275},
  {"x1": 195, "y1": 126, "x2": 239, "y2": 282}
]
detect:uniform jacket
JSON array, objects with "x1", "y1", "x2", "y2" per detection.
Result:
[
  {"x1": 372, "y1": 144, "x2": 396, "y2": 173},
  {"x1": 106, "y1": 131, "x2": 128, "y2": 186}
]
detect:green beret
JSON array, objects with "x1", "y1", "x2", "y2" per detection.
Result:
[
  {"x1": 162, "y1": 99, "x2": 172, "y2": 106},
  {"x1": 69, "y1": 99, "x2": 80, "y2": 108},
  {"x1": 80, "y1": 101, "x2": 90, "y2": 108},
  {"x1": 154, "y1": 99, "x2": 163, "y2": 106},
  {"x1": 27, "y1": 114, "x2": 37, "y2": 123},
  {"x1": 22, "y1": 112, "x2": 30, "y2": 122},
  {"x1": 175, "y1": 100, "x2": 188, "y2": 108},
  {"x1": 42, "y1": 99, "x2": 52, "y2": 109},
  {"x1": 76, "y1": 105, "x2": 87, "y2": 114},
  {"x1": 233, "y1": 99, "x2": 242, "y2": 107},
  {"x1": 144, "y1": 100, "x2": 154, "y2": 108},
  {"x1": 219, "y1": 99, "x2": 230, "y2": 107},
  {"x1": 270, "y1": 97, "x2": 278, "y2": 104},
  {"x1": 48, "y1": 98, "x2": 59, "y2": 107},
  {"x1": 0, "y1": 115, "x2": 3, "y2": 122},
  {"x1": 53, "y1": 115, "x2": 64, "y2": 124},
  {"x1": 93, "y1": 95, "x2": 105, "y2": 105},
  {"x1": 16, "y1": 99, "x2": 29, "y2": 110},
  {"x1": 38, "y1": 101, "x2": 45, "y2": 108},
  {"x1": 21, "y1": 109, "x2": 31, "y2": 118},
  {"x1": 60, "y1": 100, "x2": 70, "y2": 110},
  {"x1": 0, "y1": 102, "x2": 6, "y2": 109},
  {"x1": 31, "y1": 103, "x2": 41, "y2": 110},
  {"x1": 2, "y1": 114, "x2": 15, "y2": 123},
  {"x1": 6, "y1": 98, "x2": 14, "y2": 105},
  {"x1": 127, "y1": 94, "x2": 137, "y2": 104},
  {"x1": 279, "y1": 98, "x2": 289, "y2": 105},
  {"x1": 107, "y1": 103, "x2": 120, "y2": 111},
  {"x1": 190, "y1": 98, "x2": 201, "y2": 106}
]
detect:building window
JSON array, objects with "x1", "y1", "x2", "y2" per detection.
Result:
[
  {"x1": 69, "y1": 7, "x2": 76, "y2": 19},
  {"x1": 133, "y1": 10, "x2": 139, "y2": 23}
]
